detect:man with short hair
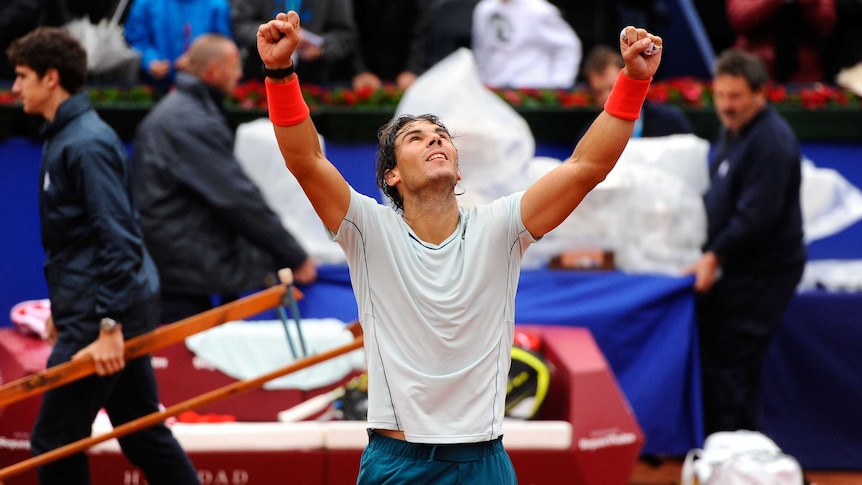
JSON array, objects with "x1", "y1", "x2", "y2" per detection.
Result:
[
  {"x1": 583, "y1": 44, "x2": 693, "y2": 138},
  {"x1": 131, "y1": 34, "x2": 317, "y2": 323},
  {"x1": 684, "y1": 48, "x2": 806, "y2": 435},
  {"x1": 7, "y1": 27, "x2": 200, "y2": 484}
]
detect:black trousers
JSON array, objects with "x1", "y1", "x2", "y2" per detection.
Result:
[
  {"x1": 696, "y1": 263, "x2": 804, "y2": 435},
  {"x1": 30, "y1": 337, "x2": 200, "y2": 485}
]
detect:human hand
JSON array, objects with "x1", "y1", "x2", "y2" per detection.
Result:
[
  {"x1": 619, "y1": 26, "x2": 663, "y2": 80},
  {"x1": 296, "y1": 39, "x2": 323, "y2": 61},
  {"x1": 45, "y1": 314, "x2": 57, "y2": 346},
  {"x1": 149, "y1": 59, "x2": 171, "y2": 79},
  {"x1": 292, "y1": 258, "x2": 318, "y2": 285},
  {"x1": 174, "y1": 53, "x2": 190, "y2": 72},
  {"x1": 257, "y1": 11, "x2": 301, "y2": 69},
  {"x1": 396, "y1": 71, "x2": 417, "y2": 90},
  {"x1": 682, "y1": 251, "x2": 720, "y2": 293},
  {"x1": 353, "y1": 71, "x2": 382, "y2": 91},
  {"x1": 73, "y1": 326, "x2": 125, "y2": 376}
]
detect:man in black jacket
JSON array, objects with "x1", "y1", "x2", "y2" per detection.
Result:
[
  {"x1": 684, "y1": 49, "x2": 806, "y2": 435},
  {"x1": 583, "y1": 44, "x2": 693, "y2": 138},
  {"x1": 132, "y1": 34, "x2": 317, "y2": 323},
  {"x1": 7, "y1": 27, "x2": 199, "y2": 484}
]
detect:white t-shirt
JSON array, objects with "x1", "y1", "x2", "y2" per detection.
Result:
[
  {"x1": 330, "y1": 188, "x2": 536, "y2": 443},
  {"x1": 472, "y1": 0, "x2": 582, "y2": 89}
]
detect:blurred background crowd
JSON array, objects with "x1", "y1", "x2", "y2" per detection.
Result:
[{"x1": 3, "y1": 0, "x2": 861, "y2": 96}]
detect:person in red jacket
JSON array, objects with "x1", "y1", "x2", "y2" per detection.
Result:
[{"x1": 726, "y1": 0, "x2": 837, "y2": 83}]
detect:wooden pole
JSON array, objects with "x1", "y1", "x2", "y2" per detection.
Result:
[
  {"x1": 0, "y1": 284, "x2": 299, "y2": 408},
  {"x1": 0, "y1": 335, "x2": 364, "y2": 481}
]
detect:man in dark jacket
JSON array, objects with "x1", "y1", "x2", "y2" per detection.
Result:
[
  {"x1": 7, "y1": 27, "x2": 199, "y2": 484},
  {"x1": 583, "y1": 44, "x2": 693, "y2": 138},
  {"x1": 230, "y1": 0, "x2": 360, "y2": 84},
  {"x1": 684, "y1": 49, "x2": 806, "y2": 435},
  {"x1": 132, "y1": 33, "x2": 317, "y2": 323}
]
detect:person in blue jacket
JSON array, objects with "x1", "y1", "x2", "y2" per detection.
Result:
[
  {"x1": 124, "y1": 0, "x2": 232, "y2": 90},
  {"x1": 684, "y1": 48, "x2": 806, "y2": 435},
  {"x1": 6, "y1": 27, "x2": 200, "y2": 484}
]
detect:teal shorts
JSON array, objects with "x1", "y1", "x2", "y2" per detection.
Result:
[{"x1": 357, "y1": 431, "x2": 518, "y2": 484}]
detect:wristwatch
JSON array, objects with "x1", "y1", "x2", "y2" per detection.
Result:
[{"x1": 100, "y1": 317, "x2": 121, "y2": 333}]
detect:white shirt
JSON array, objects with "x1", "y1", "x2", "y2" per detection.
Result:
[
  {"x1": 330, "y1": 188, "x2": 536, "y2": 443},
  {"x1": 472, "y1": 0, "x2": 582, "y2": 89}
]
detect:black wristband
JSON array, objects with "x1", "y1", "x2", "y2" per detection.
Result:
[{"x1": 262, "y1": 63, "x2": 295, "y2": 79}]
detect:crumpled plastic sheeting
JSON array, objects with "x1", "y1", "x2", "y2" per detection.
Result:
[
  {"x1": 186, "y1": 318, "x2": 365, "y2": 390},
  {"x1": 800, "y1": 158, "x2": 862, "y2": 243},
  {"x1": 798, "y1": 259, "x2": 862, "y2": 293},
  {"x1": 395, "y1": 48, "x2": 535, "y2": 208},
  {"x1": 396, "y1": 48, "x2": 710, "y2": 274},
  {"x1": 517, "y1": 137, "x2": 710, "y2": 274},
  {"x1": 234, "y1": 47, "x2": 862, "y2": 276},
  {"x1": 234, "y1": 120, "x2": 346, "y2": 264}
]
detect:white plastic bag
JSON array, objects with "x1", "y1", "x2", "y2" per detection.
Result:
[
  {"x1": 681, "y1": 431, "x2": 804, "y2": 485},
  {"x1": 234, "y1": 118, "x2": 345, "y2": 264},
  {"x1": 64, "y1": 0, "x2": 139, "y2": 79},
  {"x1": 395, "y1": 48, "x2": 535, "y2": 207}
]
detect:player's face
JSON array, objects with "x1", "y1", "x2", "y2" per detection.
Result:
[{"x1": 388, "y1": 120, "x2": 460, "y2": 194}]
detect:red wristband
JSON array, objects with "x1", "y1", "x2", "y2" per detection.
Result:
[
  {"x1": 603, "y1": 69, "x2": 652, "y2": 121},
  {"x1": 266, "y1": 76, "x2": 310, "y2": 127}
]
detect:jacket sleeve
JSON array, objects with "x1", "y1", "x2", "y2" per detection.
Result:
[
  {"x1": 405, "y1": 0, "x2": 430, "y2": 75},
  {"x1": 123, "y1": 0, "x2": 163, "y2": 71},
  {"x1": 315, "y1": 0, "x2": 360, "y2": 62},
  {"x1": 727, "y1": 0, "x2": 785, "y2": 33},
  {"x1": 212, "y1": 0, "x2": 233, "y2": 38},
  {"x1": 538, "y1": 6, "x2": 581, "y2": 89},
  {"x1": 799, "y1": 0, "x2": 837, "y2": 37},
  {"x1": 230, "y1": 0, "x2": 266, "y2": 49},
  {"x1": 706, "y1": 132, "x2": 798, "y2": 262},
  {"x1": 77, "y1": 139, "x2": 147, "y2": 316},
  {"x1": 164, "y1": 113, "x2": 309, "y2": 270}
]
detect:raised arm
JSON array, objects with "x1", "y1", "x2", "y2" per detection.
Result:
[
  {"x1": 520, "y1": 26, "x2": 662, "y2": 239},
  {"x1": 257, "y1": 11, "x2": 351, "y2": 233}
]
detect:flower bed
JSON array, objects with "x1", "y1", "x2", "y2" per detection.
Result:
[{"x1": 0, "y1": 79, "x2": 859, "y2": 143}]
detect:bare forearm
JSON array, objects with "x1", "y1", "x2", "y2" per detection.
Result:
[
  {"x1": 272, "y1": 118, "x2": 350, "y2": 232},
  {"x1": 570, "y1": 110, "x2": 633, "y2": 183}
]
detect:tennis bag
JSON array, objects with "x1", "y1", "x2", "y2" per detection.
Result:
[
  {"x1": 338, "y1": 344, "x2": 551, "y2": 421},
  {"x1": 681, "y1": 430, "x2": 804, "y2": 485},
  {"x1": 504, "y1": 346, "x2": 551, "y2": 420}
]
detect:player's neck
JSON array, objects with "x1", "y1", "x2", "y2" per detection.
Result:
[{"x1": 402, "y1": 201, "x2": 459, "y2": 246}]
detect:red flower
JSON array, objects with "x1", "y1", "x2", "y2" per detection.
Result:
[
  {"x1": 560, "y1": 92, "x2": 590, "y2": 107},
  {"x1": 767, "y1": 84, "x2": 787, "y2": 103},
  {"x1": 680, "y1": 83, "x2": 704, "y2": 106},
  {"x1": 356, "y1": 86, "x2": 375, "y2": 102},
  {"x1": 342, "y1": 90, "x2": 358, "y2": 106},
  {"x1": 501, "y1": 89, "x2": 523, "y2": 106},
  {"x1": 799, "y1": 84, "x2": 831, "y2": 109},
  {"x1": 0, "y1": 91, "x2": 18, "y2": 104},
  {"x1": 647, "y1": 84, "x2": 670, "y2": 103}
]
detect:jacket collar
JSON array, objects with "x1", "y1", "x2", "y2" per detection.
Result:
[
  {"x1": 40, "y1": 92, "x2": 91, "y2": 138},
  {"x1": 174, "y1": 71, "x2": 227, "y2": 114}
]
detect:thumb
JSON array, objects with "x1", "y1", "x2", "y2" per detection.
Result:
[{"x1": 72, "y1": 346, "x2": 91, "y2": 361}]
